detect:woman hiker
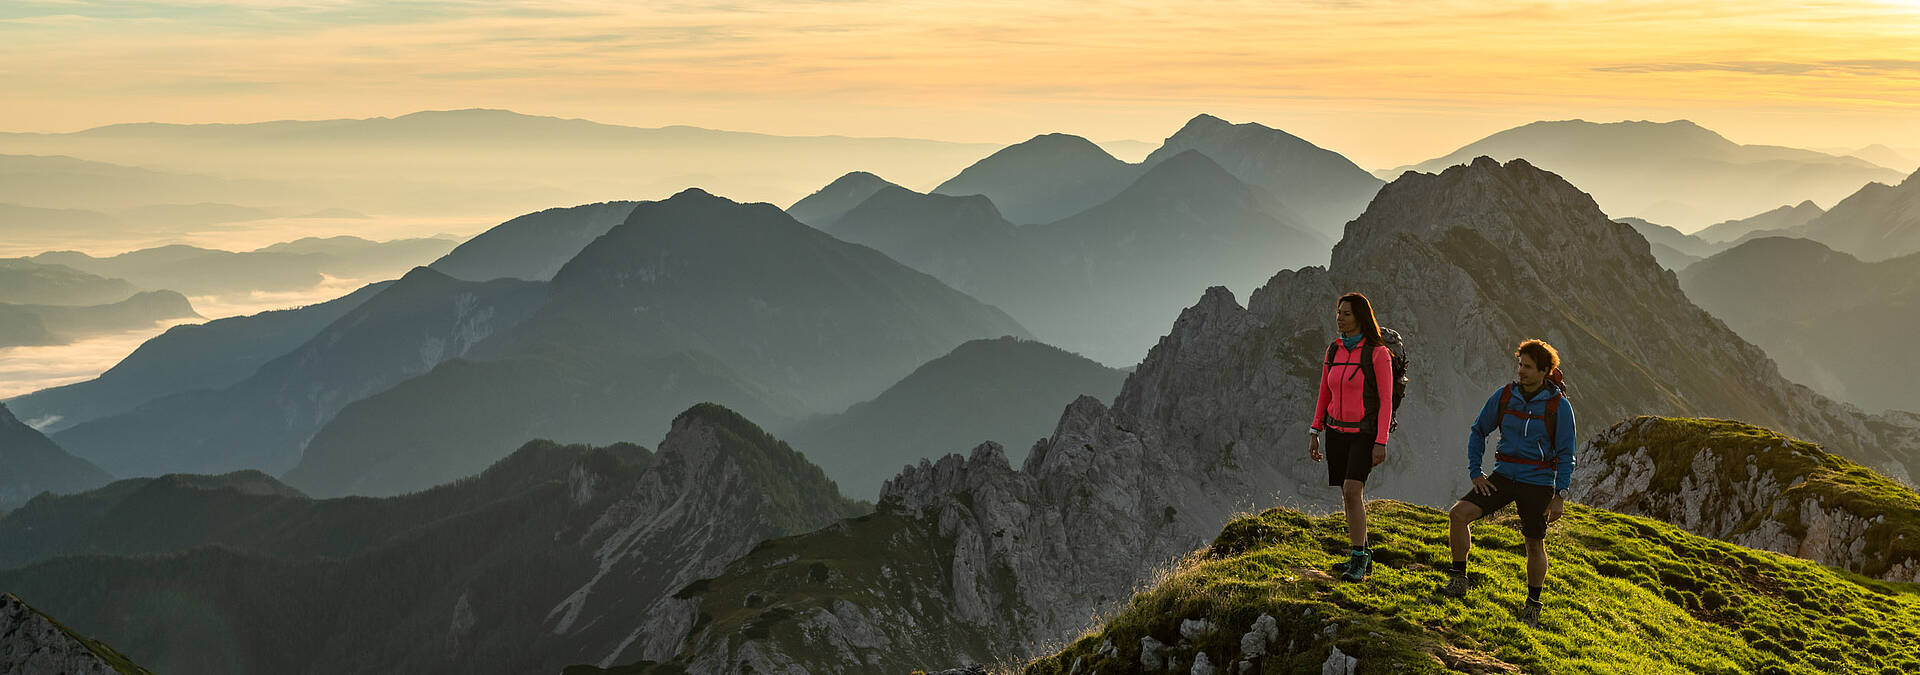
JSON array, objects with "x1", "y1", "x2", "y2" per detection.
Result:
[
  {"x1": 1306, "y1": 292, "x2": 1396, "y2": 582},
  {"x1": 1442, "y1": 339, "x2": 1577, "y2": 628}
]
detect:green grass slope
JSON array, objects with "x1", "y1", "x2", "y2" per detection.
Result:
[{"x1": 1025, "y1": 501, "x2": 1920, "y2": 675}]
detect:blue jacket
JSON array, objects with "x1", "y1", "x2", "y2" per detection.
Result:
[{"x1": 1466, "y1": 382, "x2": 1576, "y2": 491}]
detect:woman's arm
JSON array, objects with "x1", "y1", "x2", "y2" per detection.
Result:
[{"x1": 1371, "y1": 344, "x2": 1394, "y2": 446}]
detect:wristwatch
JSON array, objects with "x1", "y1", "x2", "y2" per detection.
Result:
[{"x1": 1554, "y1": 489, "x2": 1569, "y2": 500}]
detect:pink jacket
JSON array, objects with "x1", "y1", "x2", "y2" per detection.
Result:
[{"x1": 1311, "y1": 340, "x2": 1395, "y2": 446}]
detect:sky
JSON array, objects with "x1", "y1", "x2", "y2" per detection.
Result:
[{"x1": 3, "y1": 0, "x2": 1920, "y2": 169}]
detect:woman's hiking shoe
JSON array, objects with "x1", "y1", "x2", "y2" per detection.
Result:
[
  {"x1": 1441, "y1": 573, "x2": 1470, "y2": 597},
  {"x1": 1519, "y1": 601, "x2": 1543, "y2": 628},
  {"x1": 1339, "y1": 549, "x2": 1372, "y2": 582}
]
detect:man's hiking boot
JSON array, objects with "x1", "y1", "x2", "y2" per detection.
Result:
[
  {"x1": 1519, "y1": 601, "x2": 1543, "y2": 628},
  {"x1": 1441, "y1": 573, "x2": 1469, "y2": 597},
  {"x1": 1339, "y1": 548, "x2": 1372, "y2": 582}
]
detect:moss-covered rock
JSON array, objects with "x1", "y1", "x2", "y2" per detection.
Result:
[{"x1": 1024, "y1": 500, "x2": 1920, "y2": 674}]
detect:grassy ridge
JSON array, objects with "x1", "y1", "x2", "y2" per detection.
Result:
[{"x1": 1024, "y1": 500, "x2": 1920, "y2": 674}]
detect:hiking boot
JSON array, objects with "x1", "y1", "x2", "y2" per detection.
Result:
[
  {"x1": 1519, "y1": 601, "x2": 1543, "y2": 628},
  {"x1": 1339, "y1": 549, "x2": 1372, "y2": 582},
  {"x1": 1440, "y1": 573, "x2": 1469, "y2": 597}
]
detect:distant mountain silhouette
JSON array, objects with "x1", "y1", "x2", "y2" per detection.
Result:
[
  {"x1": 0, "y1": 154, "x2": 306, "y2": 213},
  {"x1": 785, "y1": 171, "x2": 901, "y2": 228},
  {"x1": 1615, "y1": 217, "x2": 1718, "y2": 270},
  {"x1": 822, "y1": 149, "x2": 1330, "y2": 365},
  {"x1": 786, "y1": 336, "x2": 1126, "y2": 499},
  {"x1": 4, "y1": 281, "x2": 389, "y2": 433},
  {"x1": 932, "y1": 134, "x2": 1140, "y2": 224},
  {"x1": 1681, "y1": 236, "x2": 1920, "y2": 414},
  {"x1": 429, "y1": 202, "x2": 640, "y2": 281},
  {"x1": 1390, "y1": 119, "x2": 1902, "y2": 228},
  {"x1": 1143, "y1": 114, "x2": 1383, "y2": 238},
  {"x1": 54, "y1": 268, "x2": 547, "y2": 478},
  {"x1": 0, "y1": 259, "x2": 137, "y2": 306},
  {"x1": 0, "y1": 403, "x2": 110, "y2": 510},
  {"x1": 254, "y1": 235, "x2": 458, "y2": 278},
  {"x1": 285, "y1": 188, "x2": 1028, "y2": 497},
  {"x1": 0, "y1": 110, "x2": 1002, "y2": 216},
  {"x1": 1692, "y1": 200, "x2": 1825, "y2": 243},
  {"x1": 1796, "y1": 166, "x2": 1920, "y2": 261},
  {"x1": 0, "y1": 291, "x2": 198, "y2": 349}
]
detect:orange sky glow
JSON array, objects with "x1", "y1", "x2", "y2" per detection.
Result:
[{"x1": 4, "y1": 0, "x2": 1919, "y2": 168}]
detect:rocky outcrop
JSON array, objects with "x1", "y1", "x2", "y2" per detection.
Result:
[
  {"x1": 1577, "y1": 416, "x2": 1920, "y2": 582},
  {"x1": 0, "y1": 593, "x2": 152, "y2": 675}
]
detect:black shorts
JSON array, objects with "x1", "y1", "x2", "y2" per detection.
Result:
[
  {"x1": 1324, "y1": 429, "x2": 1376, "y2": 486},
  {"x1": 1459, "y1": 472, "x2": 1554, "y2": 539}
]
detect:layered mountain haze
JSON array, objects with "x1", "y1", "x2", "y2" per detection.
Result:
[
  {"x1": 1692, "y1": 200, "x2": 1825, "y2": 244},
  {"x1": 1679, "y1": 237, "x2": 1920, "y2": 414},
  {"x1": 0, "y1": 110, "x2": 1001, "y2": 217},
  {"x1": 0, "y1": 405, "x2": 865, "y2": 675},
  {"x1": 285, "y1": 188, "x2": 1027, "y2": 497},
  {"x1": 3, "y1": 281, "x2": 390, "y2": 433},
  {"x1": 626, "y1": 157, "x2": 1920, "y2": 673},
  {"x1": 0, "y1": 403, "x2": 110, "y2": 510},
  {"x1": 428, "y1": 201, "x2": 641, "y2": 282},
  {"x1": 932, "y1": 133, "x2": 1139, "y2": 224},
  {"x1": 785, "y1": 336, "x2": 1127, "y2": 499},
  {"x1": 54, "y1": 267, "x2": 547, "y2": 478},
  {"x1": 0, "y1": 291, "x2": 198, "y2": 348},
  {"x1": 812, "y1": 149, "x2": 1330, "y2": 365},
  {"x1": 1391, "y1": 120, "x2": 1901, "y2": 228},
  {"x1": 0, "y1": 260, "x2": 138, "y2": 306},
  {"x1": 784, "y1": 171, "x2": 902, "y2": 228},
  {"x1": 1141, "y1": 114, "x2": 1382, "y2": 239},
  {"x1": 1616, "y1": 217, "x2": 1720, "y2": 270},
  {"x1": 1795, "y1": 166, "x2": 1920, "y2": 261},
  {"x1": 0, "y1": 154, "x2": 306, "y2": 215}
]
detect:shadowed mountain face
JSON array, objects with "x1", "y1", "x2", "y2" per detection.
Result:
[
  {"x1": 932, "y1": 134, "x2": 1141, "y2": 225},
  {"x1": 52, "y1": 268, "x2": 549, "y2": 479},
  {"x1": 0, "y1": 404, "x2": 110, "y2": 510},
  {"x1": 1796, "y1": 166, "x2": 1920, "y2": 261},
  {"x1": 283, "y1": 188, "x2": 1029, "y2": 497},
  {"x1": 1680, "y1": 236, "x2": 1920, "y2": 414},
  {"x1": 0, "y1": 405, "x2": 867, "y2": 675},
  {"x1": 627, "y1": 157, "x2": 1920, "y2": 673},
  {"x1": 3, "y1": 281, "x2": 390, "y2": 433},
  {"x1": 1615, "y1": 217, "x2": 1720, "y2": 270},
  {"x1": 785, "y1": 336, "x2": 1127, "y2": 499},
  {"x1": 817, "y1": 149, "x2": 1330, "y2": 365},
  {"x1": 429, "y1": 201, "x2": 640, "y2": 282},
  {"x1": 1391, "y1": 119, "x2": 1901, "y2": 229},
  {"x1": 785, "y1": 171, "x2": 901, "y2": 228}
]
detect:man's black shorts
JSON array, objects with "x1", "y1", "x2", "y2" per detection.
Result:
[
  {"x1": 1324, "y1": 429, "x2": 1376, "y2": 486},
  {"x1": 1460, "y1": 472, "x2": 1554, "y2": 539}
]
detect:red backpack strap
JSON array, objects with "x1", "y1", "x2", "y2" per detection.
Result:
[
  {"x1": 1497, "y1": 385, "x2": 1513, "y2": 422},
  {"x1": 1544, "y1": 386, "x2": 1562, "y2": 455}
]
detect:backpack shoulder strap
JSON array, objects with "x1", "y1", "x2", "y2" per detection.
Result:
[
  {"x1": 1326, "y1": 341, "x2": 1339, "y2": 365},
  {"x1": 1544, "y1": 386, "x2": 1563, "y2": 454}
]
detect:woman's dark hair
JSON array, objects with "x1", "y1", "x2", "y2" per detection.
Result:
[
  {"x1": 1515, "y1": 339, "x2": 1560, "y2": 373},
  {"x1": 1337, "y1": 292, "x2": 1382, "y2": 344}
]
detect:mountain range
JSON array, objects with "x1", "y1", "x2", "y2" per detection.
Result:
[
  {"x1": 622, "y1": 157, "x2": 1920, "y2": 672},
  {"x1": 1389, "y1": 119, "x2": 1903, "y2": 228},
  {"x1": 281, "y1": 188, "x2": 1028, "y2": 497},
  {"x1": 0, "y1": 291, "x2": 198, "y2": 349},
  {"x1": 805, "y1": 144, "x2": 1333, "y2": 365},
  {"x1": 25, "y1": 237, "x2": 455, "y2": 296},
  {"x1": 0, "y1": 404, "x2": 866, "y2": 675},
  {"x1": 1680, "y1": 236, "x2": 1920, "y2": 414}
]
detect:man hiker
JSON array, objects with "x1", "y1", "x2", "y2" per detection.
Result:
[{"x1": 1441, "y1": 339, "x2": 1576, "y2": 628}]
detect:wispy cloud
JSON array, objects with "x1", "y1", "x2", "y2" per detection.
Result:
[{"x1": 1597, "y1": 60, "x2": 1920, "y2": 76}]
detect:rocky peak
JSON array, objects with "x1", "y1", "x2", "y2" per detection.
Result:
[
  {"x1": 1577, "y1": 416, "x2": 1920, "y2": 582},
  {"x1": 0, "y1": 593, "x2": 152, "y2": 675}
]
